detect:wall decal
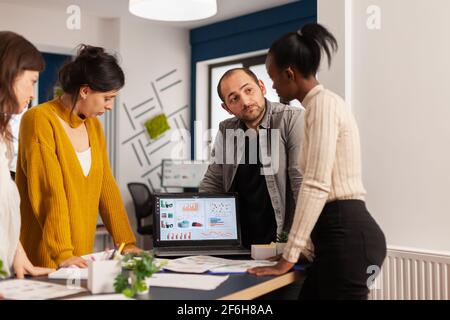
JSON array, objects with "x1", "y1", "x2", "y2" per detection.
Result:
[{"x1": 121, "y1": 68, "x2": 189, "y2": 193}]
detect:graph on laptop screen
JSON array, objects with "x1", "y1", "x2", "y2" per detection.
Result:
[{"x1": 157, "y1": 197, "x2": 238, "y2": 241}]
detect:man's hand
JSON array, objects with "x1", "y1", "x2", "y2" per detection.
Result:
[{"x1": 247, "y1": 257, "x2": 294, "y2": 276}]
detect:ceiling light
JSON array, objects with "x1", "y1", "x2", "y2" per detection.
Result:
[{"x1": 129, "y1": 0, "x2": 218, "y2": 22}]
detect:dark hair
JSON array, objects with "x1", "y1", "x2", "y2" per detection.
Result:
[
  {"x1": 59, "y1": 44, "x2": 125, "y2": 110},
  {"x1": 269, "y1": 23, "x2": 338, "y2": 78},
  {"x1": 217, "y1": 68, "x2": 259, "y2": 103},
  {"x1": 0, "y1": 31, "x2": 44, "y2": 142}
]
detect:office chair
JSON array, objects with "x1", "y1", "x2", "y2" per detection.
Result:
[{"x1": 127, "y1": 183, "x2": 153, "y2": 236}]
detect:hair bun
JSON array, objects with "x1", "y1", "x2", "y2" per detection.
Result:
[
  {"x1": 58, "y1": 43, "x2": 124, "y2": 96},
  {"x1": 77, "y1": 45, "x2": 105, "y2": 61}
]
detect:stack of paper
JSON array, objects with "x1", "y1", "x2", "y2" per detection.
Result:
[
  {"x1": 158, "y1": 256, "x2": 277, "y2": 274},
  {"x1": 48, "y1": 267, "x2": 88, "y2": 280},
  {"x1": 209, "y1": 260, "x2": 277, "y2": 273},
  {"x1": 47, "y1": 250, "x2": 116, "y2": 280},
  {"x1": 0, "y1": 279, "x2": 86, "y2": 300}
]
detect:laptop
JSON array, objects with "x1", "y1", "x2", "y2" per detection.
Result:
[{"x1": 152, "y1": 193, "x2": 251, "y2": 257}]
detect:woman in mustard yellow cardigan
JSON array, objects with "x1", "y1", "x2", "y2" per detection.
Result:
[{"x1": 16, "y1": 45, "x2": 140, "y2": 269}]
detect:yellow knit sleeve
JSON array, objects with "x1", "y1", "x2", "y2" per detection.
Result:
[
  {"x1": 96, "y1": 121, "x2": 136, "y2": 249},
  {"x1": 21, "y1": 141, "x2": 75, "y2": 265}
]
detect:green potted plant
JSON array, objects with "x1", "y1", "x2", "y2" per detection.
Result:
[
  {"x1": 0, "y1": 259, "x2": 7, "y2": 278},
  {"x1": 276, "y1": 231, "x2": 289, "y2": 255},
  {"x1": 114, "y1": 252, "x2": 166, "y2": 298}
]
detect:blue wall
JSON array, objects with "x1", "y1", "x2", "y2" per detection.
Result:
[
  {"x1": 39, "y1": 52, "x2": 72, "y2": 104},
  {"x1": 189, "y1": 0, "x2": 317, "y2": 158}
]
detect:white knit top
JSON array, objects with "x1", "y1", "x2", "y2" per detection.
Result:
[
  {"x1": 0, "y1": 138, "x2": 21, "y2": 277},
  {"x1": 76, "y1": 147, "x2": 92, "y2": 177}
]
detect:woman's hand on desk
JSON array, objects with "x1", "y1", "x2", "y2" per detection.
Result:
[
  {"x1": 247, "y1": 258, "x2": 294, "y2": 277},
  {"x1": 267, "y1": 254, "x2": 282, "y2": 261},
  {"x1": 13, "y1": 242, "x2": 55, "y2": 278},
  {"x1": 59, "y1": 256, "x2": 89, "y2": 268},
  {"x1": 122, "y1": 245, "x2": 143, "y2": 255},
  {"x1": 268, "y1": 253, "x2": 310, "y2": 263}
]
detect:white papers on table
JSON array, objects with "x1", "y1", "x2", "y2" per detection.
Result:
[
  {"x1": 47, "y1": 250, "x2": 116, "y2": 280},
  {"x1": 0, "y1": 279, "x2": 86, "y2": 300},
  {"x1": 209, "y1": 260, "x2": 276, "y2": 273},
  {"x1": 157, "y1": 256, "x2": 229, "y2": 273},
  {"x1": 48, "y1": 267, "x2": 88, "y2": 280},
  {"x1": 158, "y1": 255, "x2": 277, "y2": 274},
  {"x1": 146, "y1": 273, "x2": 228, "y2": 290}
]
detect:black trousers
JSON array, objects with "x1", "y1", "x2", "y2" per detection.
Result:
[{"x1": 299, "y1": 200, "x2": 387, "y2": 300}]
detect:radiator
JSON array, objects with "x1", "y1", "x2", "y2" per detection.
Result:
[{"x1": 369, "y1": 246, "x2": 450, "y2": 300}]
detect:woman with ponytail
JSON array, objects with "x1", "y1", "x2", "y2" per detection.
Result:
[
  {"x1": 0, "y1": 31, "x2": 54, "y2": 278},
  {"x1": 249, "y1": 23, "x2": 387, "y2": 300},
  {"x1": 16, "y1": 45, "x2": 141, "y2": 269}
]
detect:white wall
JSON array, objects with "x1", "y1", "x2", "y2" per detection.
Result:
[
  {"x1": 317, "y1": 0, "x2": 348, "y2": 99},
  {"x1": 0, "y1": 2, "x2": 111, "y2": 53},
  {"x1": 117, "y1": 18, "x2": 191, "y2": 247},
  {"x1": 319, "y1": 0, "x2": 450, "y2": 254}
]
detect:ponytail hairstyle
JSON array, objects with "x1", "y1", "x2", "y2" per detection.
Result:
[
  {"x1": 269, "y1": 23, "x2": 338, "y2": 78},
  {"x1": 0, "y1": 31, "x2": 44, "y2": 142},
  {"x1": 58, "y1": 44, "x2": 125, "y2": 112}
]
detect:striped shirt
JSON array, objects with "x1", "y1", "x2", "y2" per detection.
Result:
[{"x1": 283, "y1": 84, "x2": 367, "y2": 263}]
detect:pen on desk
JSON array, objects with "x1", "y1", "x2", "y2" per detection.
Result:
[
  {"x1": 109, "y1": 244, "x2": 118, "y2": 260},
  {"x1": 117, "y1": 243, "x2": 125, "y2": 256}
]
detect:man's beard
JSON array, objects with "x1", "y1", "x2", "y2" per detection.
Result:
[{"x1": 240, "y1": 103, "x2": 264, "y2": 122}]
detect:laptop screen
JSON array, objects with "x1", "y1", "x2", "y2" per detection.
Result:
[{"x1": 153, "y1": 193, "x2": 241, "y2": 247}]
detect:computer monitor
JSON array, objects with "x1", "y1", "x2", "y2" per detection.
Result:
[{"x1": 161, "y1": 159, "x2": 209, "y2": 188}]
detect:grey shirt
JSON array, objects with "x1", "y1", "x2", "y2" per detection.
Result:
[{"x1": 199, "y1": 99, "x2": 305, "y2": 237}]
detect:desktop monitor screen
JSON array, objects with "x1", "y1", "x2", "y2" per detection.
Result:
[{"x1": 153, "y1": 194, "x2": 241, "y2": 246}]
